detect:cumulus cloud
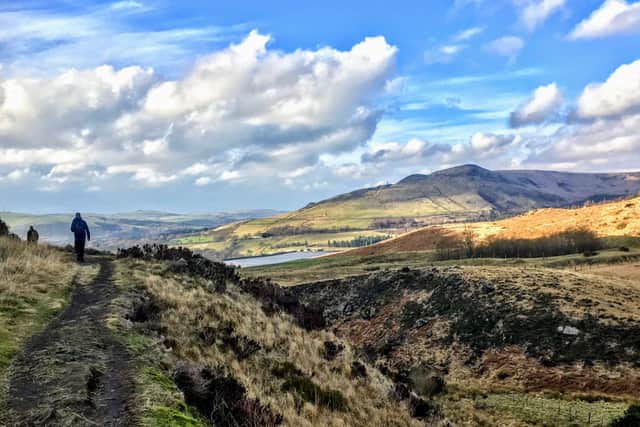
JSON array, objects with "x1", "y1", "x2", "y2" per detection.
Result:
[
  {"x1": 510, "y1": 83, "x2": 563, "y2": 127},
  {"x1": 573, "y1": 59, "x2": 640, "y2": 120},
  {"x1": 0, "y1": 31, "x2": 397, "y2": 188},
  {"x1": 526, "y1": 59, "x2": 640, "y2": 171},
  {"x1": 515, "y1": 0, "x2": 566, "y2": 31},
  {"x1": 484, "y1": 36, "x2": 525, "y2": 59},
  {"x1": 569, "y1": 0, "x2": 640, "y2": 40},
  {"x1": 361, "y1": 138, "x2": 451, "y2": 163},
  {"x1": 470, "y1": 132, "x2": 521, "y2": 155}
]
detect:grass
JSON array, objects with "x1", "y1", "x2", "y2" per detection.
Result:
[
  {"x1": 112, "y1": 258, "x2": 424, "y2": 427},
  {"x1": 176, "y1": 229, "x2": 393, "y2": 257},
  {"x1": 109, "y1": 261, "x2": 207, "y2": 427},
  {"x1": 241, "y1": 248, "x2": 640, "y2": 286},
  {"x1": 176, "y1": 194, "x2": 481, "y2": 257},
  {"x1": 475, "y1": 392, "x2": 628, "y2": 426},
  {"x1": 0, "y1": 238, "x2": 97, "y2": 421}
]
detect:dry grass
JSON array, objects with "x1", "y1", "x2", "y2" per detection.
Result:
[
  {"x1": 582, "y1": 262, "x2": 640, "y2": 284},
  {"x1": 0, "y1": 238, "x2": 91, "y2": 418},
  {"x1": 116, "y1": 259, "x2": 426, "y2": 426},
  {"x1": 340, "y1": 196, "x2": 640, "y2": 256}
]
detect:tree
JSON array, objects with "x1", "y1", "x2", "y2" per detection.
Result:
[
  {"x1": 0, "y1": 217, "x2": 9, "y2": 236},
  {"x1": 462, "y1": 225, "x2": 475, "y2": 258}
]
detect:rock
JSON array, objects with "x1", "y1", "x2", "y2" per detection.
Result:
[
  {"x1": 343, "y1": 303, "x2": 353, "y2": 316},
  {"x1": 557, "y1": 325, "x2": 580, "y2": 336}
]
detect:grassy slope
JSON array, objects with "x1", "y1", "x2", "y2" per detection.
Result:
[
  {"x1": 0, "y1": 238, "x2": 99, "y2": 417},
  {"x1": 110, "y1": 258, "x2": 423, "y2": 427},
  {"x1": 241, "y1": 248, "x2": 640, "y2": 286},
  {"x1": 342, "y1": 196, "x2": 640, "y2": 257},
  {"x1": 175, "y1": 193, "x2": 483, "y2": 257},
  {"x1": 285, "y1": 262, "x2": 640, "y2": 425}
]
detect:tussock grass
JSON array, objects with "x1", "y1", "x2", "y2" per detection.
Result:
[
  {"x1": 0, "y1": 238, "x2": 85, "y2": 419},
  {"x1": 114, "y1": 259, "x2": 424, "y2": 426}
]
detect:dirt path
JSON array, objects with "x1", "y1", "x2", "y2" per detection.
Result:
[{"x1": 6, "y1": 257, "x2": 134, "y2": 426}]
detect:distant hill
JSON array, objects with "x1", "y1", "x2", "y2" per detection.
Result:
[
  {"x1": 341, "y1": 194, "x2": 640, "y2": 257},
  {"x1": 0, "y1": 210, "x2": 281, "y2": 250},
  {"x1": 185, "y1": 164, "x2": 640, "y2": 257}
]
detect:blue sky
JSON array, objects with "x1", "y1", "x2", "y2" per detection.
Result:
[{"x1": 0, "y1": 0, "x2": 639, "y2": 213}]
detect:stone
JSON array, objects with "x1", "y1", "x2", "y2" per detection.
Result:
[{"x1": 557, "y1": 325, "x2": 580, "y2": 336}]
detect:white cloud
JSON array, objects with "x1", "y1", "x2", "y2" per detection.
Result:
[
  {"x1": 0, "y1": 31, "x2": 397, "y2": 189},
  {"x1": 424, "y1": 44, "x2": 464, "y2": 64},
  {"x1": 510, "y1": 82, "x2": 563, "y2": 127},
  {"x1": 0, "y1": 3, "x2": 236, "y2": 75},
  {"x1": 470, "y1": 132, "x2": 521, "y2": 153},
  {"x1": 574, "y1": 59, "x2": 640, "y2": 120},
  {"x1": 194, "y1": 176, "x2": 212, "y2": 186},
  {"x1": 525, "y1": 59, "x2": 640, "y2": 171},
  {"x1": 516, "y1": 0, "x2": 566, "y2": 31},
  {"x1": 453, "y1": 26, "x2": 485, "y2": 41},
  {"x1": 362, "y1": 138, "x2": 451, "y2": 163},
  {"x1": 484, "y1": 36, "x2": 525, "y2": 58},
  {"x1": 569, "y1": 0, "x2": 640, "y2": 39}
]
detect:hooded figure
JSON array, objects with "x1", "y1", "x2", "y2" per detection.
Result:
[
  {"x1": 70, "y1": 213, "x2": 90, "y2": 262},
  {"x1": 27, "y1": 226, "x2": 39, "y2": 244}
]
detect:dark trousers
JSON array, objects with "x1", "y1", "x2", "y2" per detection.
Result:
[{"x1": 75, "y1": 239, "x2": 86, "y2": 262}]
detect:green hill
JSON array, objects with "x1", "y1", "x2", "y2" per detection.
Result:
[
  {"x1": 178, "y1": 165, "x2": 640, "y2": 258},
  {"x1": 1, "y1": 209, "x2": 280, "y2": 251}
]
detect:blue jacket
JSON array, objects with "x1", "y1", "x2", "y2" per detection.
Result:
[{"x1": 71, "y1": 217, "x2": 90, "y2": 242}]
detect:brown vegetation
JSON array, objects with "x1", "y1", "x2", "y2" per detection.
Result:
[{"x1": 340, "y1": 195, "x2": 640, "y2": 256}]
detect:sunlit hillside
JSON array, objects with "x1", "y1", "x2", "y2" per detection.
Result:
[{"x1": 342, "y1": 195, "x2": 640, "y2": 257}]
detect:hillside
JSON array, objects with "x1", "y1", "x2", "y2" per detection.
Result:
[
  {"x1": 2, "y1": 237, "x2": 639, "y2": 425},
  {"x1": 1, "y1": 209, "x2": 279, "y2": 251},
  {"x1": 342, "y1": 195, "x2": 640, "y2": 257},
  {"x1": 0, "y1": 239, "x2": 426, "y2": 426},
  {"x1": 179, "y1": 165, "x2": 640, "y2": 258}
]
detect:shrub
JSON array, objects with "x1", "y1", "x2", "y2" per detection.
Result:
[
  {"x1": 408, "y1": 396, "x2": 437, "y2": 419},
  {"x1": 434, "y1": 228, "x2": 603, "y2": 260},
  {"x1": 0, "y1": 218, "x2": 8, "y2": 236},
  {"x1": 610, "y1": 404, "x2": 640, "y2": 427},
  {"x1": 620, "y1": 246, "x2": 630, "y2": 252},
  {"x1": 272, "y1": 361, "x2": 347, "y2": 411}
]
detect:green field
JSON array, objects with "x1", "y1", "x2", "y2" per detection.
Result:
[{"x1": 241, "y1": 248, "x2": 640, "y2": 286}]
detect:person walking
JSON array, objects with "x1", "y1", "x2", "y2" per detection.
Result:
[
  {"x1": 26, "y1": 226, "x2": 39, "y2": 244},
  {"x1": 70, "y1": 213, "x2": 90, "y2": 262}
]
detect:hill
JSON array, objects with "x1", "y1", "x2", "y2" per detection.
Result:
[
  {"x1": 0, "y1": 238, "x2": 425, "y2": 426},
  {"x1": 341, "y1": 194, "x2": 640, "y2": 257},
  {"x1": 2, "y1": 237, "x2": 639, "y2": 425},
  {"x1": 179, "y1": 165, "x2": 640, "y2": 258},
  {"x1": 1, "y1": 209, "x2": 280, "y2": 251}
]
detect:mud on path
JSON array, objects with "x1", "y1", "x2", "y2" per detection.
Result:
[{"x1": 6, "y1": 257, "x2": 134, "y2": 426}]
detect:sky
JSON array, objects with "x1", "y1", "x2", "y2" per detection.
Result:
[{"x1": 0, "y1": 0, "x2": 639, "y2": 213}]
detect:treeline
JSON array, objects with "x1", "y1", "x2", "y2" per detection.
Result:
[
  {"x1": 328, "y1": 235, "x2": 390, "y2": 248},
  {"x1": 370, "y1": 217, "x2": 419, "y2": 229},
  {"x1": 434, "y1": 228, "x2": 603, "y2": 260},
  {"x1": 261, "y1": 225, "x2": 357, "y2": 237}
]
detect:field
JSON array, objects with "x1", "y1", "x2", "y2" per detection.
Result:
[
  {"x1": 342, "y1": 196, "x2": 640, "y2": 257},
  {"x1": 175, "y1": 195, "x2": 490, "y2": 258},
  {"x1": 241, "y1": 247, "x2": 640, "y2": 286}
]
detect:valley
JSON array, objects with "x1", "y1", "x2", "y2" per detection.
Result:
[{"x1": 178, "y1": 165, "x2": 640, "y2": 259}]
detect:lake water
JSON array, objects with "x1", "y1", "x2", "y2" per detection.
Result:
[{"x1": 224, "y1": 251, "x2": 326, "y2": 268}]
